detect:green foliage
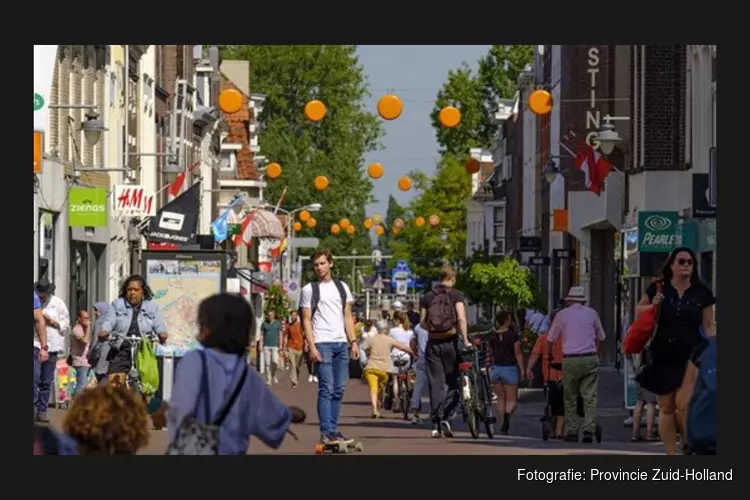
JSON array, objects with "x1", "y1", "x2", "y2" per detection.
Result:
[
  {"x1": 383, "y1": 195, "x2": 406, "y2": 258},
  {"x1": 390, "y1": 153, "x2": 472, "y2": 280},
  {"x1": 467, "y1": 257, "x2": 536, "y2": 311},
  {"x1": 264, "y1": 283, "x2": 291, "y2": 317},
  {"x1": 220, "y1": 45, "x2": 379, "y2": 267},
  {"x1": 430, "y1": 45, "x2": 534, "y2": 156}
]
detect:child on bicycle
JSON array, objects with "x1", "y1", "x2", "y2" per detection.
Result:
[
  {"x1": 388, "y1": 312, "x2": 415, "y2": 413},
  {"x1": 363, "y1": 320, "x2": 414, "y2": 418}
]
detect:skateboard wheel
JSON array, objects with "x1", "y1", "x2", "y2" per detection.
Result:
[
  {"x1": 314, "y1": 444, "x2": 325, "y2": 454},
  {"x1": 355, "y1": 443, "x2": 364, "y2": 452},
  {"x1": 339, "y1": 445, "x2": 348, "y2": 453}
]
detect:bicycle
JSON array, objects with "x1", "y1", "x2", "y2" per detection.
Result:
[
  {"x1": 458, "y1": 334, "x2": 496, "y2": 439},
  {"x1": 117, "y1": 335, "x2": 159, "y2": 399},
  {"x1": 394, "y1": 358, "x2": 412, "y2": 421}
]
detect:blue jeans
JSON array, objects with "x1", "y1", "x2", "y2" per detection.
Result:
[
  {"x1": 74, "y1": 366, "x2": 90, "y2": 396},
  {"x1": 316, "y1": 342, "x2": 349, "y2": 436},
  {"x1": 33, "y1": 347, "x2": 58, "y2": 414}
]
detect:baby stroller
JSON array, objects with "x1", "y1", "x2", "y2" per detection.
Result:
[{"x1": 540, "y1": 362, "x2": 602, "y2": 443}]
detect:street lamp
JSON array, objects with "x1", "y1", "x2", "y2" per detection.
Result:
[
  {"x1": 542, "y1": 159, "x2": 561, "y2": 184},
  {"x1": 597, "y1": 122, "x2": 622, "y2": 155},
  {"x1": 81, "y1": 111, "x2": 107, "y2": 146}
]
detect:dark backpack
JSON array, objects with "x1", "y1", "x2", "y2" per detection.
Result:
[
  {"x1": 686, "y1": 337, "x2": 716, "y2": 454},
  {"x1": 300, "y1": 279, "x2": 348, "y2": 320},
  {"x1": 425, "y1": 287, "x2": 457, "y2": 333}
]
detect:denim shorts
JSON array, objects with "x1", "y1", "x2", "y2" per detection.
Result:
[{"x1": 489, "y1": 364, "x2": 519, "y2": 386}]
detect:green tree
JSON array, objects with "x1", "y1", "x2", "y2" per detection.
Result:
[
  {"x1": 382, "y1": 195, "x2": 406, "y2": 257},
  {"x1": 477, "y1": 45, "x2": 535, "y2": 111},
  {"x1": 429, "y1": 64, "x2": 488, "y2": 156},
  {"x1": 264, "y1": 283, "x2": 291, "y2": 318},
  {"x1": 220, "y1": 45, "x2": 380, "y2": 270},
  {"x1": 391, "y1": 153, "x2": 471, "y2": 280}
]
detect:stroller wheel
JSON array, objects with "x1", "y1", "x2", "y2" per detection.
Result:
[
  {"x1": 541, "y1": 421, "x2": 549, "y2": 441},
  {"x1": 595, "y1": 424, "x2": 602, "y2": 443}
]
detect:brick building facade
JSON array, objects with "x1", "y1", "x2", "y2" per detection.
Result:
[{"x1": 219, "y1": 77, "x2": 259, "y2": 181}]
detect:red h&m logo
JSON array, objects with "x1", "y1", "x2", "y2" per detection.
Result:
[{"x1": 114, "y1": 185, "x2": 155, "y2": 217}]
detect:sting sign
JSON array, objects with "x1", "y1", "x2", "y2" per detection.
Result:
[{"x1": 113, "y1": 185, "x2": 156, "y2": 217}]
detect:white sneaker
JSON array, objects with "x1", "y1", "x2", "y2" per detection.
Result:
[
  {"x1": 313, "y1": 376, "x2": 318, "y2": 383},
  {"x1": 273, "y1": 376, "x2": 279, "y2": 384},
  {"x1": 308, "y1": 374, "x2": 314, "y2": 383}
]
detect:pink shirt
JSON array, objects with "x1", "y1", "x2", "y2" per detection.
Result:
[{"x1": 546, "y1": 303, "x2": 606, "y2": 355}]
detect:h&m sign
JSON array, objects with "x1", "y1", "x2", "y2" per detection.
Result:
[{"x1": 114, "y1": 185, "x2": 156, "y2": 217}]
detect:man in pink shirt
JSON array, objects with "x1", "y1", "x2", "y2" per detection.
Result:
[{"x1": 546, "y1": 286, "x2": 606, "y2": 443}]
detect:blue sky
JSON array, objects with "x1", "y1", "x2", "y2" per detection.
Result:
[{"x1": 357, "y1": 45, "x2": 490, "y2": 220}]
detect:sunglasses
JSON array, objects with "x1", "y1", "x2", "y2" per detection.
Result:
[{"x1": 676, "y1": 258, "x2": 693, "y2": 266}]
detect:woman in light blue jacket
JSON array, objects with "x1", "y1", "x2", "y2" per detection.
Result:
[{"x1": 97, "y1": 275, "x2": 168, "y2": 385}]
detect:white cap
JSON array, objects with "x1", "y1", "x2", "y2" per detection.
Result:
[{"x1": 392, "y1": 300, "x2": 403, "y2": 310}]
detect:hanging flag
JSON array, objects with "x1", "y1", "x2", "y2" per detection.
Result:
[
  {"x1": 211, "y1": 196, "x2": 245, "y2": 243},
  {"x1": 167, "y1": 172, "x2": 186, "y2": 202},
  {"x1": 233, "y1": 210, "x2": 257, "y2": 248},
  {"x1": 147, "y1": 182, "x2": 201, "y2": 244},
  {"x1": 574, "y1": 144, "x2": 613, "y2": 196},
  {"x1": 270, "y1": 236, "x2": 287, "y2": 258}
]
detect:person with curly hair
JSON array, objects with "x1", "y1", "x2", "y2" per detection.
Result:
[{"x1": 63, "y1": 384, "x2": 150, "y2": 455}]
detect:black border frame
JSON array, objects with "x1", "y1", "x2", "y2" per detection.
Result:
[{"x1": 26, "y1": 31, "x2": 739, "y2": 496}]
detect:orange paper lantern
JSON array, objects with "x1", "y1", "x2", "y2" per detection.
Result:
[
  {"x1": 528, "y1": 89, "x2": 553, "y2": 116},
  {"x1": 393, "y1": 217, "x2": 404, "y2": 229},
  {"x1": 367, "y1": 162, "x2": 384, "y2": 179},
  {"x1": 374, "y1": 225, "x2": 385, "y2": 236},
  {"x1": 306, "y1": 217, "x2": 317, "y2": 228},
  {"x1": 346, "y1": 225, "x2": 356, "y2": 235},
  {"x1": 217, "y1": 89, "x2": 243, "y2": 114},
  {"x1": 293, "y1": 221, "x2": 302, "y2": 232},
  {"x1": 363, "y1": 218, "x2": 373, "y2": 229},
  {"x1": 397, "y1": 176, "x2": 412, "y2": 191},
  {"x1": 372, "y1": 213, "x2": 383, "y2": 225},
  {"x1": 377, "y1": 94, "x2": 403, "y2": 120},
  {"x1": 392, "y1": 227, "x2": 401, "y2": 236},
  {"x1": 429, "y1": 214, "x2": 440, "y2": 227},
  {"x1": 465, "y1": 158, "x2": 480, "y2": 174},
  {"x1": 331, "y1": 224, "x2": 341, "y2": 235},
  {"x1": 339, "y1": 219, "x2": 351, "y2": 230},
  {"x1": 266, "y1": 162, "x2": 282, "y2": 179},
  {"x1": 304, "y1": 100, "x2": 327, "y2": 122},
  {"x1": 299, "y1": 210, "x2": 311, "y2": 222},
  {"x1": 415, "y1": 216, "x2": 425, "y2": 228},
  {"x1": 438, "y1": 106, "x2": 461, "y2": 128},
  {"x1": 314, "y1": 175, "x2": 329, "y2": 191}
]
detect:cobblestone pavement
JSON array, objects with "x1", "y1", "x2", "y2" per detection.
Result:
[{"x1": 46, "y1": 365, "x2": 663, "y2": 455}]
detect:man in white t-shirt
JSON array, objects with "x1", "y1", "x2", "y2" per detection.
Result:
[{"x1": 299, "y1": 249, "x2": 359, "y2": 445}]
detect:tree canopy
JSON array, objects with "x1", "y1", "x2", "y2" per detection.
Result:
[{"x1": 220, "y1": 45, "x2": 380, "y2": 266}]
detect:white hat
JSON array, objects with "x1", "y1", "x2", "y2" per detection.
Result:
[
  {"x1": 392, "y1": 300, "x2": 403, "y2": 310},
  {"x1": 565, "y1": 286, "x2": 587, "y2": 302}
]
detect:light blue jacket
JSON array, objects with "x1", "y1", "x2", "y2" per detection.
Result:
[{"x1": 99, "y1": 298, "x2": 167, "y2": 349}]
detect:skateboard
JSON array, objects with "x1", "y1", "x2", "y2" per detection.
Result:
[{"x1": 314, "y1": 439, "x2": 364, "y2": 454}]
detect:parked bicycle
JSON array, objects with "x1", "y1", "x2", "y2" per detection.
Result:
[{"x1": 458, "y1": 333, "x2": 496, "y2": 439}]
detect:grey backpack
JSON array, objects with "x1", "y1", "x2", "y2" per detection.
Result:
[{"x1": 165, "y1": 351, "x2": 247, "y2": 455}]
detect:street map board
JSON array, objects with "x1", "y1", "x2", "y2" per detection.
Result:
[{"x1": 142, "y1": 251, "x2": 226, "y2": 357}]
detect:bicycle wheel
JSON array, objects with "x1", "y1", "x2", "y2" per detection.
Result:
[
  {"x1": 400, "y1": 381, "x2": 410, "y2": 420},
  {"x1": 466, "y1": 377, "x2": 479, "y2": 439},
  {"x1": 480, "y1": 376, "x2": 495, "y2": 439}
]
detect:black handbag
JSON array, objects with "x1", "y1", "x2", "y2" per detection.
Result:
[{"x1": 635, "y1": 300, "x2": 662, "y2": 379}]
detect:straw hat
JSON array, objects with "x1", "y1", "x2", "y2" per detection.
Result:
[{"x1": 565, "y1": 286, "x2": 587, "y2": 302}]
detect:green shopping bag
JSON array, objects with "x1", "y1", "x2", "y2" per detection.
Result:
[{"x1": 135, "y1": 339, "x2": 160, "y2": 397}]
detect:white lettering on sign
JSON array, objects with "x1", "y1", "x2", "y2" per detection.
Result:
[
  {"x1": 642, "y1": 233, "x2": 682, "y2": 247},
  {"x1": 585, "y1": 47, "x2": 601, "y2": 149},
  {"x1": 114, "y1": 185, "x2": 156, "y2": 217}
]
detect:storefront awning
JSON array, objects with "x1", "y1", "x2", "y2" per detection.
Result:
[{"x1": 251, "y1": 209, "x2": 284, "y2": 239}]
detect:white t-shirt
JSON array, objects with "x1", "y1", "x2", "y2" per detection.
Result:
[
  {"x1": 299, "y1": 280, "x2": 354, "y2": 344},
  {"x1": 388, "y1": 326, "x2": 414, "y2": 360}
]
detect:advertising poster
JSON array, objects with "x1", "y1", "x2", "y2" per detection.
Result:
[{"x1": 143, "y1": 251, "x2": 226, "y2": 356}]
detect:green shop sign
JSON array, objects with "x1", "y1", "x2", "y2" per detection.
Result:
[
  {"x1": 638, "y1": 211, "x2": 683, "y2": 253},
  {"x1": 68, "y1": 187, "x2": 108, "y2": 227}
]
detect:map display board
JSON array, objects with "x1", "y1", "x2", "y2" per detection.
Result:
[{"x1": 142, "y1": 251, "x2": 226, "y2": 356}]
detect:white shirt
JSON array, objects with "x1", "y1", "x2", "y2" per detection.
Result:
[
  {"x1": 299, "y1": 280, "x2": 354, "y2": 344},
  {"x1": 388, "y1": 326, "x2": 414, "y2": 360},
  {"x1": 36, "y1": 295, "x2": 70, "y2": 352}
]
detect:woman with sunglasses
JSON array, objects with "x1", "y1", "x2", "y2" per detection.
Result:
[{"x1": 635, "y1": 247, "x2": 716, "y2": 454}]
